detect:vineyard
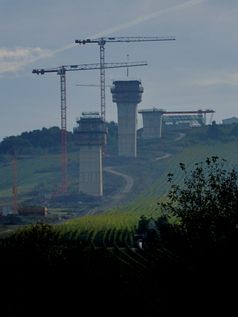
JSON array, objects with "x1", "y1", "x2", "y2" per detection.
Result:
[
  {"x1": 1, "y1": 138, "x2": 237, "y2": 238},
  {"x1": 56, "y1": 141, "x2": 238, "y2": 249},
  {"x1": 1, "y1": 141, "x2": 238, "y2": 315},
  {"x1": 37, "y1": 140, "x2": 237, "y2": 300},
  {"x1": 0, "y1": 220, "x2": 183, "y2": 316}
]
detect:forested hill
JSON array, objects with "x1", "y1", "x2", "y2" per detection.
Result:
[
  {"x1": 1, "y1": 121, "x2": 238, "y2": 156},
  {"x1": 0, "y1": 122, "x2": 118, "y2": 155}
]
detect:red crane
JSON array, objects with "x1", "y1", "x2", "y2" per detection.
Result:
[
  {"x1": 12, "y1": 154, "x2": 17, "y2": 214},
  {"x1": 32, "y1": 61, "x2": 147, "y2": 193},
  {"x1": 75, "y1": 36, "x2": 176, "y2": 121}
]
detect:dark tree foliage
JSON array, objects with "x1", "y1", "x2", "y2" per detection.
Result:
[
  {"x1": 0, "y1": 223, "x2": 87, "y2": 269},
  {"x1": 159, "y1": 156, "x2": 238, "y2": 245},
  {"x1": 0, "y1": 127, "x2": 62, "y2": 154},
  {"x1": 206, "y1": 121, "x2": 223, "y2": 139},
  {"x1": 0, "y1": 122, "x2": 118, "y2": 155},
  {"x1": 21, "y1": 127, "x2": 61, "y2": 149},
  {"x1": 137, "y1": 215, "x2": 149, "y2": 235},
  {"x1": 135, "y1": 215, "x2": 172, "y2": 248},
  {"x1": 230, "y1": 123, "x2": 238, "y2": 137},
  {"x1": 105, "y1": 121, "x2": 118, "y2": 154},
  {"x1": 0, "y1": 136, "x2": 32, "y2": 155}
]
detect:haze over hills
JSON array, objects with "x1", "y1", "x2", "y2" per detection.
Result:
[
  {"x1": 0, "y1": 121, "x2": 238, "y2": 225},
  {"x1": 1, "y1": 1, "x2": 238, "y2": 314},
  {"x1": 1, "y1": 123, "x2": 238, "y2": 315}
]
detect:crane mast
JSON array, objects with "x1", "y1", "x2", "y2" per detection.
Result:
[
  {"x1": 75, "y1": 36, "x2": 175, "y2": 121},
  {"x1": 100, "y1": 43, "x2": 106, "y2": 120},
  {"x1": 59, "y1": 68, "x2": 67, "y2": 193},
  {"x1": 12, "y1": 155, "x2": 17, "y2": 214},
  {"x1": 32, "y1": 60, "x2": 147, "y2": 193}
]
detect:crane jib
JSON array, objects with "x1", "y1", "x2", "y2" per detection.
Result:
[
  {"x1": 32, "y1": 62, "x2": 147, "y2": 74},
  {"x1": 75, "y1": 36, "x2": 176, "y2": 44}
]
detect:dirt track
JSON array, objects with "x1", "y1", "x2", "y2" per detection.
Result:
[{"x1": 104, "y1": 166, "x2": 134, "y2": 194}]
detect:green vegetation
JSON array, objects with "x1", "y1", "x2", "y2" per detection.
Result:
[
  {"x1": 182, "y1": 122, "x2": 238, "y2": 144},
  {"x1": 0, "y1": 122, "x2": 119, "y2": 155},
  {"x1": 1, "y1": 156, "x2": 238, "y2": 314},
  {"x1": 108, "y1": 141, "x2": 238, "y2": 213},
  {"x1": 1, "y1": 122, "x2": 238, "y2": 234},
  {"x1": 159, "y1": 156, "x2": 238, "y2": 243},
  {"x1": 0, "y1": 122, "x2": 120, "y2": 212},
  {"x1": 54, "y1": 142, "x2": 238, "y2": 246}
]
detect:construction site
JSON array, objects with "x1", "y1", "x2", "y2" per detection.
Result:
[
  {"x1": 2, "y1": 3, "x2": 238, "y2": 316},
  {"x1": 139, "y1": 107, "x2": 215, "y2": 139},
  {"x1": 0, "y1": 35, "x2": 217, "y2": 224}
]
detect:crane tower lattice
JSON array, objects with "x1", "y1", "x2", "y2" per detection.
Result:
[
  {"x1": 32, "y1": 61, "x2": 147, "y2": 193},
  {"x1": 75, "y1": 36, "x2": 176, "y2": 121}
]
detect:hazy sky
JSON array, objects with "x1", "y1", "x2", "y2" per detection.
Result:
[{"x1": 0, "y1": 0, "x2": 237, "y2": 140}]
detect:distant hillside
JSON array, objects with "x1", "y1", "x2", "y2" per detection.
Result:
[
  {"x1": 0, "y1": 126, "x2": 62, "y2": 155},
  {"x1": 1, "y1": 121, "x2": 238, "y2": 156},
  {"x1": 118, "y1": 140, "x2": 238, "y2": 216},
  {"x1": 0, "y1": 121, "x2": 118, "y2": 155},
  {"x1": 1, "y1": 122, "x2": 238, "y2": 225},
  {"x1": 181, "y1": 121, "x2": 238, "y2": 145}
]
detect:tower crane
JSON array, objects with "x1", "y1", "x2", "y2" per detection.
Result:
[
  {"x1": 76, "y1": 84, "x2": 111, "y2": 87},
  {"x1": 12, "y1": 154, "x2": 17, "y2": 214},
  {"x1": 75, "y1": 36, "x2": 176, "y2": 121},
  {"x1": 32, "y1": 60, "x2": 147, "y2": 193}
]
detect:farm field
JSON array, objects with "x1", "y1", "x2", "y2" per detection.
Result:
[
  {"x1": 56, "y1": 141, "x2": 238, "y2": 245},
  {"x1": 1, "y1": 133, "x2": 237, "y2": 235},
  {"x1": 1, "y1": 140, "x2": 238, "y2": 315}
]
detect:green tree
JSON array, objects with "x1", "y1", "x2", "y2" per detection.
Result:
[
  {"x1": 206, "y1": 121, "x2": 223, "y2": 139},
  {"x1": 0, "y1": 135, "x2": 32, "y2": 155},
  {"x1": 230, "y1": 123, "x2": 238, "y2": 137},
  {"x1": 159, "y1": 156, "x2": 238, "y2": 244}
]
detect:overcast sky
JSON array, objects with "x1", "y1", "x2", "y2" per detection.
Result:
[{"x1": 0, "y1": 0, "x2": 237, "y2": 140}]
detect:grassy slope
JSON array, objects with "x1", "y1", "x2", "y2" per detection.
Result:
[
  {"x1": 0, "y1": 152, "x2": 80, "y2": 204},
  {"x1": 1, "y1": 139, "x2": 237, "y2": 236},
  {"x1": 59, "y1": 141, "x2": 238, "y2": 236}
]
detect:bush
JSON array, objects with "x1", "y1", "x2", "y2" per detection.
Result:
[{"x1": 159, "y1": 156, "x2": 238, "y2": 245}]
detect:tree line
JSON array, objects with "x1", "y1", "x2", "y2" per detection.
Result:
[
  {"x1": 0, "y1": 122, "x2": 118, "y2": 155},
  {"x1": 0, "y1": 156, "x2": 238, "y2": 314}
]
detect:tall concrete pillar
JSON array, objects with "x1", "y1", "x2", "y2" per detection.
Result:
[
  {"x1": 111, "y1": 80, "x2": 143, "y2": 157},
  {"x1": 138, "y1": 108, "x2": 164, "y2": 139},
  {"x1": 75, "y1": 112, "x2": 107, "y2": 197}
]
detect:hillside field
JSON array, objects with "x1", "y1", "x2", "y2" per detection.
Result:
[
  {"x1": 1, "y1": 136, "x2": 238, "y2": 237},
  {"x1": 56, "y1": 141, "x2": 238, "y2": 242},
  {"x1": 1, "y1": 139, "x2": 238, "y2": 315}
]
